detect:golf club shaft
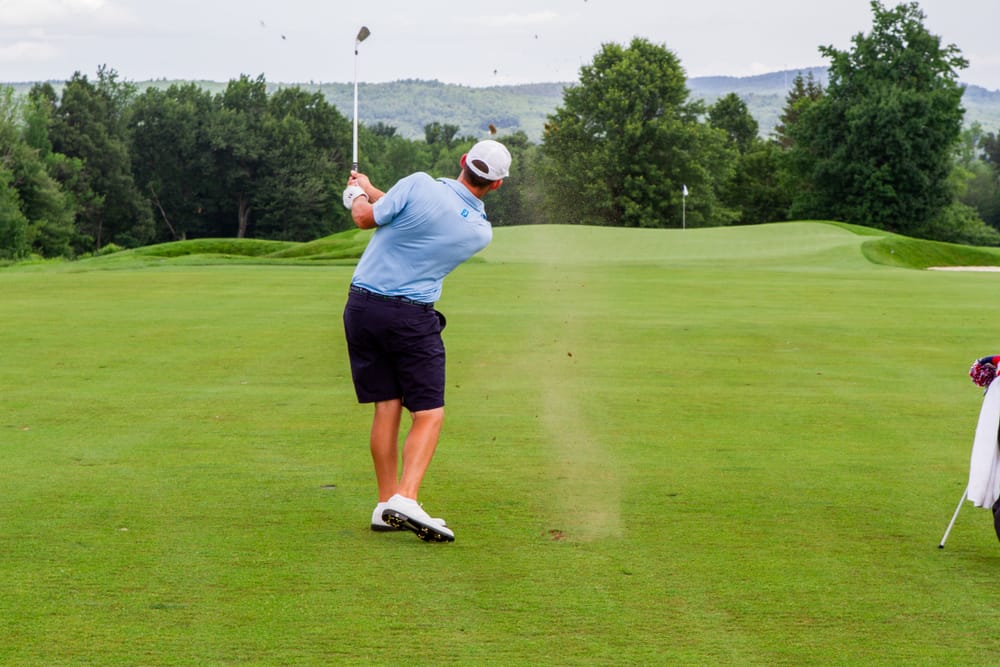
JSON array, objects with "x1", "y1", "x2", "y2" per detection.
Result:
[
  {"x1": 938, "y1": 487, "x2": 967, "y2": 548},
  {"x1": 351, "y1": 26, "x2": 370, "y2": 173},
  {"x1": 352, "y1": 51, "x2": 359, "y2": 172}
]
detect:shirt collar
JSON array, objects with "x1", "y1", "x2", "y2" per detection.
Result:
[{"x1": 439, "y1": 177, "x2": 485, "y2": 211}]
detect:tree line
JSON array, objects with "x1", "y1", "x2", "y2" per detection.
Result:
[
  {"x1": 2, "y1": 1, "x2": 999, "y2": 261},
  {"x1": 540, "y1": 1, "x2": 1000, "y2": 245}
]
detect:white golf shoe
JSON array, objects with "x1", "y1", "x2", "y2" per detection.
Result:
[
  {"x1": 370, "y1": 501, "x2": 446, "y2": 533},
  {"x1": 370, "y1": 503, "x2": 398, "y2": 532},
  {"x1": 381, "y1": 494, "x2": 455, "y2": 542}
]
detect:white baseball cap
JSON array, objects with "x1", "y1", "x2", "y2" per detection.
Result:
[{"x1": 465, "y1": 140, "x2": 511, "y2": 180}]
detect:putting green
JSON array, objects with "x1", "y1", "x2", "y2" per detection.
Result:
[{"x1": 481, "y1": 222, "x2": 874, "y2": 269}]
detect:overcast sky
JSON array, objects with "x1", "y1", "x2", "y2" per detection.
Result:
[{"x1": 1, "y1": 0, "x2": 997, "y2": 90}]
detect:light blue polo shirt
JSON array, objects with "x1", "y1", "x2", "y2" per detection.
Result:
[{"x1": 351, "y1": 173, "x2": 493, "y2": 303}]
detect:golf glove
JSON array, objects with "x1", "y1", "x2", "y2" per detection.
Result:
[{"x1": 343, "y1": 185, "x2": 368, "y2": 210}]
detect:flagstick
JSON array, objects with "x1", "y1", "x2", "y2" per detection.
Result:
[
  {"x1": 682, "y1": 186, "x2": 687, "y2": 230},
  {"x1": 938, "y1": 487, "x2": 967, "y2": 548}
]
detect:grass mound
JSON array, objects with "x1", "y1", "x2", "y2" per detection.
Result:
[
  {"x1": 131, "y1": 238, "x2": 297, "y2": 258},
  {"x1": 17, "y1": 229, "x2": 378, "y2": 271},
  {"x1": 124, "y1": 231, "x2": 376, "y2": 264},
  {"x1": 262, "y1": 228, "x2": 374, "y2": 260},
  {"x1": 6, "y1": 221, "x2": 1000, "y2": 273},
  {"x1": 861, "y1": 233, "x2": 1000, "y2": 268}
]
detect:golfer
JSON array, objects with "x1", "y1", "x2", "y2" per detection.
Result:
[{"x1": 341, "y1": 139, "x2": 511, "y2": 542}]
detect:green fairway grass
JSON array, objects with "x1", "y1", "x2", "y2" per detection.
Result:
[{"x1": 4, "y1": 222, "x2": 1000, "y2": 665}]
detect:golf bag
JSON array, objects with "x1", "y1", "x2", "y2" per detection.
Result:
[{"x1": 969, "y1": 356, "x2": 1000, "y2": 543}]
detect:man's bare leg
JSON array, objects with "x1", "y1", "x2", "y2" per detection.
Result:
[
  {"x1": 381, "y1": 406, "x2": 454, "y2": 541},
  {"x1": 370, "y1": 399, "x2": 403, "y2": 502},
  {"x1": 396, "y1": 407, "x2": 445, "y2": 500}
]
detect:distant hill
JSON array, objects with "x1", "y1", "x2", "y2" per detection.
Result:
[
  {"x1": 6, "y1": 68, "x2": 999, "y2": 143},
  {"x1": 685, "y1": 67, "x2": 1000, "y2": 141},
  {"x1": 306, "y1": 68, "x2": 1000, "y2": 142}
]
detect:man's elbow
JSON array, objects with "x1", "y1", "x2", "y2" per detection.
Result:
[{"x1": 352, "y1": 207, "x2": 377, "y2": 229}]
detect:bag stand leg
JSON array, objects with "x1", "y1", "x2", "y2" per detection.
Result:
[{"x1": 939, "y1": 487, "x2": 968, "y2": 549}]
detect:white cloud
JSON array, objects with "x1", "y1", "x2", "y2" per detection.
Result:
[
  {"x1": 962, "y1": 52, "x2": 1000, "y2": 90},
  {"x1": 747, "y1": 62, "x2": 774, "y2": 76},
  {"x1": 0, "y1": 40, "x2": 59, "y2": 64},
  {"x1": 0, "y1": 0, "x2": 134, "y2": 28},
  {"x1": 0, "y1": 0, "x2": 139, "y2": 77},
  {"x1": 460, "y1": 11, "x2": 560, "y2": 29}
]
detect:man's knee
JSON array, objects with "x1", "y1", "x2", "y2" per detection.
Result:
[{"x1": 411, "y1": 407, "x2": 444, "y2": 426}]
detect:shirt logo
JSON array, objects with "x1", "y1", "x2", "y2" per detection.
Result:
[{"x1": 461, "y1": 208, "x2": 469, "y2": 218}]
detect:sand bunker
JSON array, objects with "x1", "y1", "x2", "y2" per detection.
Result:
[{"x1": 928, "y1": 266, "x2": 1000, "y2": 272}]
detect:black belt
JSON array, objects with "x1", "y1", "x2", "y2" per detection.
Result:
[{"x1": 350, "y1": 285, "x2": 433, "y2": 308}]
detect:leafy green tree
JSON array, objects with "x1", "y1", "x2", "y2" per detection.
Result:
[
  {"x1": 787, "y1": 1, "x2": 968, "y2": 239},
  {"x1": 7, "y1": 141, "x2": 77, "y2": 256},
  {"x1": 369, "y1": 122, "x2": 397, "y2": 138},
  {"x1": 773, "y1": 74, "x2": 827, "y2": 218},
  {"x1": 209, "y1": 75, "x2": 271, "y2": 238},
  {"x1": 725, "y1": 142, "x2": 793, "y2": 225},
  {"x1": 253, "y1": 87, "x2": 351, "y2": 240},
  {"x1": 129, "y1": 83, "x2": 218, "y2": 241},
  {"x1": 358, "y1": 124, "x2": 432, "y2": 200},
  {"x1": 959, "y1": 164, "x2": 1000, "y2": 227},
  {"x1": 432, "y1": 131, "x2": 535, "y2": 227},
  {"x1": 773, "y1": 72, "x2": 824, "y2": 149},
  {"x1": 982, "y1": 130, "x2": 1000, "y2": 174},
  {"x1": 0, "y1": 166, "x2": 28, "y2": 259},
  {"x1": 26, "y1": 83, "x2": 98, "y2": 249},
  {"x1": 952, "y1": 124, "x2": 1000, "y2": 232},
  {"x1": 926, "y1": 200, "x2": 1000, "y2": 245},
  {"x1": 424, "y1": 122, "x2": 460, "y2": 148},
  {"x1": 423, "y1": 122, "x2": 464, "y2": 172},
  {"x1": 541, "y1": 37, "x2": 737, "y2": 228},
  {"x1": 488, "y1": 131, "x2": 538, "y2": 226},
  {"x1": 22, "y1": 87, "x2": 54, "y2": 156},
  {"x1": 708, "y1": 93, "x2": 758, "y2": 155},
  {"x1": 132, "y1": 79, "x2": 352, "y2": 241},
  {"x1": 707, "y1": 94, "x2": 790, "y2": 224},
  {"x1": 0, "y1": 86, "x2": 78, "y2": 257},
  {"x1": 50, "y1": 68, "x2": 154, "y2": 250}
]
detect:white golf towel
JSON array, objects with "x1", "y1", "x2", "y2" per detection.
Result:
[{"x1": 967, "y1": 377, "x2": 1000, "y2": 508}]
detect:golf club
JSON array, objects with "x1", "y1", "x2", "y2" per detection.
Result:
[{"x1": 352, "y1": 25, "x2": 371, "y2": 172}]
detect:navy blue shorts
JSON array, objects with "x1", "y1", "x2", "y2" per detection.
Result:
[{"x1": 343, "y1": 287, "x2": 447, "y2": 412}]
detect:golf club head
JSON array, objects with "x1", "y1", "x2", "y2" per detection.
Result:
[{"x1": 356, "y1": 26, "x2": 370, "y2": 45}]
